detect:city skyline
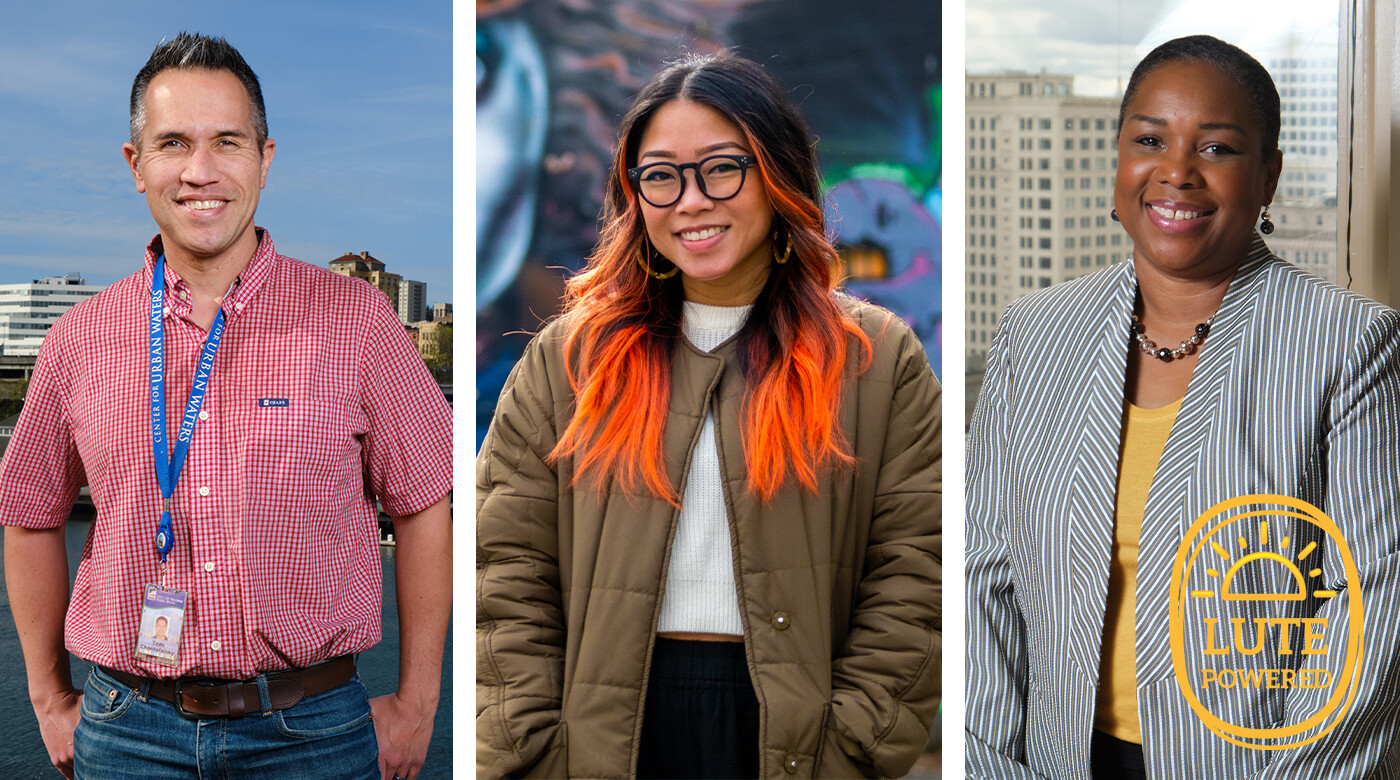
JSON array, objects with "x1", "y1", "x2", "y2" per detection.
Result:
[{"x1": 0, "y1": 2, "x2": 451, "y2": 303}]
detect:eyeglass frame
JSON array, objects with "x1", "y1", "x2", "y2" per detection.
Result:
[{"x1": 626, "y1": 154, "x2": 757, "y2": 208}]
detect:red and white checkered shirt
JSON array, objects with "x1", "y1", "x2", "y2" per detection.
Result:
[{"x1": 0, "y1": 230, "x2": 452, "y2": 679}]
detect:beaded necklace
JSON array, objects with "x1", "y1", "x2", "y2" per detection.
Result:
[{"x1": 1130, "y1": 314, "x2": 1214, "y2": 362}]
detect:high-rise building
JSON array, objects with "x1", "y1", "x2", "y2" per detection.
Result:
[
  {"x1": 966, "y1": 71, "x2": 1126, "y2": 361},
  {"x1": 1270, "y1": 55, "x2": 1338, "y2": 203},
  {"x1": 329, "y1": 251, "x2": 402, "y2": 311},
  {"x1": 1266, "y1": 53, "x2": 1340, "y2": 282},
  {"x1": 0, "y1": 273, "x2": 106, "y2": 356},
  {"x1": 398, "y1": 279, "x2": 427, "y2": 324}
]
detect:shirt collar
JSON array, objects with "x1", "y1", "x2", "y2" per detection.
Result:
[{"x1": 143, "y1": 228, "x2": 278, "y2": 321}]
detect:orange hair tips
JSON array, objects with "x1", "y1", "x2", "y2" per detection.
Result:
[{"x1": 548, "y1": 197, "x2": 684, "y2": 506}]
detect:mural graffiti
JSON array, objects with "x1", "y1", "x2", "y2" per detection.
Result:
[{"x1": 477, "y1": 0, "x2": 943, "y2": 443}]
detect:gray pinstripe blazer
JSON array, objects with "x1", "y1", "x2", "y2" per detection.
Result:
[{"x1": 966, "y1": 236, "x2": 1400, "y2": 779}]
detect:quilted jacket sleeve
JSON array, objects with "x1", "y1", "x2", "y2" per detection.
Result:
[
  {"x1": 829, "y1": 320, "x2": 944, "y2": 778},
  {"x1": 476, "y1": 335, "x2": 567, "y2": 779}
]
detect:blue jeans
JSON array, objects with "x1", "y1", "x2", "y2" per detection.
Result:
[{"x1": 74, "y1": 666, "x2": 379, "y2": 780}]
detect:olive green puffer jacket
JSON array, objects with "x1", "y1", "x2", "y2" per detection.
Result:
[{"x1": 477, "y1": 297, "x2": 942, "y2": 779}]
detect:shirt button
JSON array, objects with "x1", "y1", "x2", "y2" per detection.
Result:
[
  {"x1": 198, "y1": 486, "x2": 211, "y2": 497},
  {"x1": 783, "y1": 754, "x2": 799, "y2": 774},
  {"x1": 203, "y1": 562, "x2": 215, "y2": 572},
  {"x1": 234, "y1": 302, "x2": 245, "y2": 311},
  {"x1": 198, "y1": 411, "x2": 209, "y2": 421},
  {"x1": 771, "y1": 611, "x2": 791, "y2": 630},
  {"x1": 162, "y1": 306, "x2": 171, "y2": 317},
  {"x1": 209, "y1": 640, "x2": 221, "y2": 651}
]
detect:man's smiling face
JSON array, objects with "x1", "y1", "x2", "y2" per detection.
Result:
[{"x1": 122, "y1": 67, "x2": 274, "y2": 267}]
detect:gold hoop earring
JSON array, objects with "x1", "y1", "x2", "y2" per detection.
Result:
[
  {"x1": 636, "y1": 238, "x2": 679, "y2": 280},
  {"x1": 772, "y1": 229, "x2": 792, "y2": 265}
]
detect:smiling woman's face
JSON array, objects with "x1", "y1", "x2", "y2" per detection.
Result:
[
  {"x1": 636, "y1": 99, "x2": 775, "y2": 306},
  {"x1": 1114, "y1": 59, "x2": 1282, "y2": 280}
]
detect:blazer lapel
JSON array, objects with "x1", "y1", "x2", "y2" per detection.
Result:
[
  {"x1": 1065, "y1": 262, "x2": 1138, "y2": 679},
  {"x1": 1134, "y1": 235, "x2": 1274, "y2": 685}
]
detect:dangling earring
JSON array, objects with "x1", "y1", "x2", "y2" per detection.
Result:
[
  {"x1": 1110, "y1": 208, "x2": 1119, "y2": 222},
  {"x1": 1259, "y1": 205, "x2": 1274, "y2": 235},
  {"x1": 636, "y1": 237, "x2": 678, "y2": 280},
  {"x1": 772, "y1": 228, "x2": 792, "y2": 265}
]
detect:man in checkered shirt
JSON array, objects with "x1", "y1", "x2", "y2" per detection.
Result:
[{"x1": 1, "y1": 33, "x2": 451, "y2": 780}]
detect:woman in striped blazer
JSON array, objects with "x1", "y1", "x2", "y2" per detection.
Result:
[{"x1": 966, "y1": 36, "x2": 1400, "y2": 778}]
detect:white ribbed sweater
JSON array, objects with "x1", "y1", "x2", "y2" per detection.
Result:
[{"x1": 655, "y1": 301, "x2": 752, "y2": 635}]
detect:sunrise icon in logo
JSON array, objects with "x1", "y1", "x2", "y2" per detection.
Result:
[{"x1": 1188, "y1": 519, "x2": 1336, "y2": 602}]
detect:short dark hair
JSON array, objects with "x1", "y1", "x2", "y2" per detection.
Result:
[
  {"x1": 129, "y1": 32, "x2": 267, "y2": 150},
  {"x1": 1120, "y1": 35, "x2": 1280, "y2": 155}
]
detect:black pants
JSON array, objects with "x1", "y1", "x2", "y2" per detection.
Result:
[
  {"x1": 1091, "y1": 730, "x2": 1148, "y2": 780},
  {"x1": 636, "y1": 638, "x2": 760, "y2": 779}
]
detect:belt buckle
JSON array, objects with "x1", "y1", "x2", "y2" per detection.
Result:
[{"x1": 173, "y1": 678, "x2": 213, "y2": 720}]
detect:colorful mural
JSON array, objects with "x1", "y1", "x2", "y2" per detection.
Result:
[{"x1": 477, "y1": 0, "x2": 942, "y2": 442}]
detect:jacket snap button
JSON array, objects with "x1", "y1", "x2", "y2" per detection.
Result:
[
  {"x1": 771, "y1": 611, "x2": 791, "y2": 630},
  {"x1": 783, "y1": 754, "x2": 799, "y2": 773}
]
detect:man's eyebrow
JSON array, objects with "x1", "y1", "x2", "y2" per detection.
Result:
[
  {"x1": 1127, "y1": 114, "x2": 1166, "y2": 126},
  {"x1": 149, "y1": 128, "x2": 252, "y2": 144}
]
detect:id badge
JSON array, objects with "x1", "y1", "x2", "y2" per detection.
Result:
[{"x1": 133, "y1": 584, "x2": 188, "y2": 667}]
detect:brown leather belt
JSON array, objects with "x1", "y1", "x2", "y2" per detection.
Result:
[{"x1": 100, "y1": 655, "x2": 356, "y2": 719}]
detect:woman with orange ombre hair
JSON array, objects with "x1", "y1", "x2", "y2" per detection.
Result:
[{"x1": 477, "y1": 52, "x2": 941, "y2": 780}]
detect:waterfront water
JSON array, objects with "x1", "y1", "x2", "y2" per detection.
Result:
[{"x1": 0, "y1": 508, "x2": 453, "y2": 778}]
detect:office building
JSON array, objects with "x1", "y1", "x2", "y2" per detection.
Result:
[
  {"x1": 0, "y1": 273, "x2": 106, "y2": 356},
  {"x1": 398, "y1": 279, "x2": 428, "y2": 324},
  {"x1": 329, "y1": 251, "x2": 402, "y2": 311},
  {"x1": 966, "y1": 71, "x2": 1126, "y2": 360},
  {"x1": 1267, "y1": 53, "x2": 1340, "y2": 282}
]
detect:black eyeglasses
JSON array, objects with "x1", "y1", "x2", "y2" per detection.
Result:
[{"x1": 626, "y1": 154, "x2": 756, "y2": 208}]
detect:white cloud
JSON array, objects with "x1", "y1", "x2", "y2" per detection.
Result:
[
  {"x1": 968, "y1": 0, "x2": 1338, "y2": 96},
  {"x1": 1142, "y1": 0, "x2": 1339, "y2": 60},
  {"x1": 968, "y1": 0, "x2": 1163, "y2": 95}
]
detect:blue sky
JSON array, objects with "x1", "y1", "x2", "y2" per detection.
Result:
[{"x1": 0, "y1": 1, "x2": 452, "y2": 304}]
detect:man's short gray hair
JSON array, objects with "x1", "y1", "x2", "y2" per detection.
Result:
[{"x1": 129, "y1": 32, "x2": 267, "y2": 152}]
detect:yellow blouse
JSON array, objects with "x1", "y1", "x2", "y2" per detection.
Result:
[{"x1": 1093, "y1": 397, "x2": 1182, "y2": 743}]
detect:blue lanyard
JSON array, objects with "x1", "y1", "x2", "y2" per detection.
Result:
[{"x1": 149, "y1": 254, "x2": 226, "y2": 563}]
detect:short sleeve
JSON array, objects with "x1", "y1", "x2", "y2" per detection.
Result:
[
  {"x1": 0, "y1": 331, "x2": 86, "y2": 527},
  {"x1": 358, "y1": 300, "x2": 452, "y2": 516}
]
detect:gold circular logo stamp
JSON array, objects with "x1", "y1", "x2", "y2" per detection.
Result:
[{"x1": 1169, "y1": 494, "x2": 1364, "y2": 749}]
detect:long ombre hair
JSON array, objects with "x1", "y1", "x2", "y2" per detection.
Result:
[{"x1": 549, "y1": 53, "x2": 872, "y2": 505}]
